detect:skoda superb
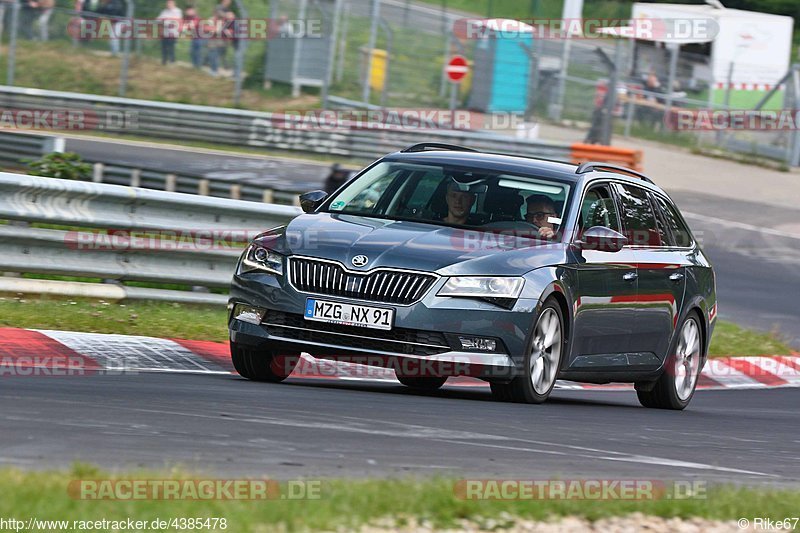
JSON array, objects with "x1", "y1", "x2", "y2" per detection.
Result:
[{"x1": 229, "y1": 143, "x2": 716, "y2": 410}]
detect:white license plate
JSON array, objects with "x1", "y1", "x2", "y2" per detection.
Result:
[{"x1": 304, "y1": 299, "x2": 394, "y2": 331}]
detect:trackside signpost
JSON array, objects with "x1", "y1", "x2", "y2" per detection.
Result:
[{"x1": 445, "y1": 55, "x2": 469, "y2": 119}]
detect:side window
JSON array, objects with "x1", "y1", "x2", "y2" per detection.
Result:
[
  {"x1": 615, "y1": 184, "x2": 662, "y2": 247},
  {"x1": 579, "y1": 184, "x2": 620, "y2": 234},
  {"x1": 653, "y1": 194, "x2": 693, "y2": 247},
  {"x1": 649, "y1": 192, "x2": 670, "y2": 245}
]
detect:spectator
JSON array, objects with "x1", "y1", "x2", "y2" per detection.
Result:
[
  {"x1": 225, "y1": 9, "x2": 238, "y2": 66},
  {"x1": 183, "y1": 5, "x2": 204, "y2": 68},
  {"x1": 95, "y1": 0, "x2": 126, "y2": 56},
  {"x1": 214, "y1": 0, "x2": 232, "y2": 17},
  {"x1": 324, "y1": 164, "x2": 351, "y2": 194},
  {"x1": 157, "y1": 0, "x2": 182, "y2": 65},
  {"x1": 214, "y1": 0, "x2": 235, "y2": 69},
  {"x1": 205, "y1": 10, "x2": 226, "y2": 75},
  {"x1": 37, "y1": 0, "x2": 54, "y2": 41},
  {"x1": 0, "y1": 0, "x2": 14, "y2": 45},
  {"x1": 20, "y1": 0, "x2": 40, "y2": 40}
]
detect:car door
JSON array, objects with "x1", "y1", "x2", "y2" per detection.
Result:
[
  {"x1": 569, "y1": 183, "x2": 640, "y2": 368},
  {"x1": 613, "y1": 183, "x2": 687, "y2": 363}
]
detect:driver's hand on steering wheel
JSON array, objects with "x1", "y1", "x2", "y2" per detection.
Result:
[{"x1": 538, "y1": 226, "x2": 555, "y2": 240}]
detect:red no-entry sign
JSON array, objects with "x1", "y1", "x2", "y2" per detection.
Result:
[{"x1": 445, "y1": 55, "x2": 469, "y2": 83}]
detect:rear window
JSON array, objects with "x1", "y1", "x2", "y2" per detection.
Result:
[
  {"x1": 615, "y1": 184, "x2": 662, "y2": 247},
  {"x1": 652, "y1": 194, "x2": 694, "y2": 247}
]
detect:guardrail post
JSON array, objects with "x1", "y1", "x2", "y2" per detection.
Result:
[
  {"x1": 165, "y1": 174, "x2": 177, "y2": 192},
  {"x1": 198, "y1": 179, "x2": 210, "y2": 196},
  {"x1": 130, "y1": 169, "x2": 141, "y2": 188},
  {"x1": 43, "y1": 137, "x2": 65, "y2": 154},
  {"x1": 292, "y1": 195, "x2": 301, "y2": 207},
  {"x1": 92, "y1": 163, "x2": 105, "y2": 183},
  {"x1": 262, "y1": 190, "x2": 274, "y2": 204},
  {"x1": 230, "y1": 184, "x2": 241, "y2": 200}
]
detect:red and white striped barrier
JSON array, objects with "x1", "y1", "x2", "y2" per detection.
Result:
[
  {"x1": 1, "y1": 328, "x2": 799, "y2": 391},
  {"x1": 713, "y1": 82, "x2": 782, "y2": 91}
]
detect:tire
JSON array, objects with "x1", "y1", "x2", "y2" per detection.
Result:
[
  {"x1": 636, "y1": 312, "x2": 704, "y2": 410},
  {"x1": 396, "y1": 374, "x2": 448, "y2": 390},
  {"x1": 230, "y1": 342, "x2": 298, "y2": 383},
  {"x1": 490, "y1": 298, "x2": 565, "y2": 404}
]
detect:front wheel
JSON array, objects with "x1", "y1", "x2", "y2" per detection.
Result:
[
  {"x1": 636, "y1": 313, "x2": 704, "y2": 410},
  {"x1": 491, "y1": 299, "x2": 565, "y2": 404},
  {"x1": 230, "y1": 342, "x2": 299, "y2": 382}
]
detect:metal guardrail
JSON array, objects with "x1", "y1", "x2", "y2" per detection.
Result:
[
  {"x1": 0, "y1": 86, "x2": 573, "y2": 162},
  {"x1": 0, "y1": 173, "x2": 302, "y2": 304},
  {"x1": 89, "y1": 162, "x2": 302, "y2": 206},
  {"x1": 0, "y1": 130, "x2": 64, "y2": 168},
  {"x1": 0, "y1": 131, "x2": 303, "y2": 205}
]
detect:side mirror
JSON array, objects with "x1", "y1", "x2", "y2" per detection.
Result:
[
  {"x1": 576, "y1": 226, "x2": 629, "y2": 252},
  {"x1": 299, "y1": 190, "x2": 328, "y2": 214}
]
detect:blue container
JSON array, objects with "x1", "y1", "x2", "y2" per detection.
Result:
[{"x1": 468, "y1": 21, "x2": 532, "y2": 113}]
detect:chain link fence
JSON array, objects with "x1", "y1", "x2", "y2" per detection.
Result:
[{"x1": 0, "y1": 0, "x2": 796, "y2": 166}]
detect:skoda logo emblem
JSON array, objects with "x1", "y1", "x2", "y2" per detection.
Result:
[{"x1": 351, "y1": 255, "x2": 369, "y2": 267}]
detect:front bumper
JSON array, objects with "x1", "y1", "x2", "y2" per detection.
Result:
[{"x1": 229, "y1": 271, "x2": 539, "y2": 379}]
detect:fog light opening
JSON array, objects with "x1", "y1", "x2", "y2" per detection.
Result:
[
  {"x1": 459, "y1": 336, "x2": 497, "y2": 352},
  {"x1": 233, "y1": 304, "x2": 266, "y2": 325}
]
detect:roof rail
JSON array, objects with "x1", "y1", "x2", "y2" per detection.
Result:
[
  {"x1": 400, "y1": 142, "x2": 478, "y2": 153},
  {"x1": 575, "y1": 161, "x2": 654, "y2": 184}
]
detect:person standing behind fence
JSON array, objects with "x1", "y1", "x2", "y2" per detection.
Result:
[
  {"x1": 214, "y1": 0, "x2": 234, "y2": 69},
  {"x1": 36, "y1": 0, "x2": 54, "y2": 41},
  {"x1": 20, "y1": 0, "x2": 40, "y2": 40},
  {"x1": 157, "y1": 0, "x2": 182, "y2": 65},
  {"x1": 96, "y1": 0, "x2": 125, "y2": 56},
  {"x1": 183, "y1": 5, "x2": 204, "y2": 69},
  {"x1": 0, "y1": 0, "x2": 13, "y2": 45},
  {"x1": 214, "y1": 0, "x2": 232, "y2": 18},
  {"x1": 205, "y1": 11, "x2": 223, "y2": 75},
  {"x1": 225, "y1": 10, "x2": 238, "y2": 67}
]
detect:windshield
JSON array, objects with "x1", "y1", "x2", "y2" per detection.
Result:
[{"x1": 324, "y1": 161, "x2": 572, "y2": 239}]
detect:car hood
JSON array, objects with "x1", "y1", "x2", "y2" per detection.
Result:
[{"x1": 256, "y1": 213, "x2": 569, "y2": 276}]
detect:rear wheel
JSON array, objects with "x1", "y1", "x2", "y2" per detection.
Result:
[
  {"x1": 491, "y1": 299, "x2": 564, "y2": 404},
  {"x1": 636, "y1": 313, "x2": 703, "y2": 410},
  {"x1": 396, "y1": 374, "x2": 448, "y2": 391},
  {"x1": 230, "y1": 342, "x2": 299, "y2": 382}
]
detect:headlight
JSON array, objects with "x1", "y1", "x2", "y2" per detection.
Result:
[
  {"x1": 437, "y1": 277, "x2": 524, "y2": 299},
  {"x1": 240, "y1": 244, "x2": 284, "y2": 275}
]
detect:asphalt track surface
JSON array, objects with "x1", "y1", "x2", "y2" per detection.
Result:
[{"x1": 1, "y1": 372, "x2": 798, "y2": 484}]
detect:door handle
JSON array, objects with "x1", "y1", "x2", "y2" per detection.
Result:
[
  {"x1": 623, "y1": 272, "x2": 638, "y2": 281},
  {"x1": 669, "y1": 272, "x2": 685, "y2": 282}
]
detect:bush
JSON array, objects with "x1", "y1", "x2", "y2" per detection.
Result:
[{"x1": 25, "y1": 152, "x2": 93, "y2": 181}]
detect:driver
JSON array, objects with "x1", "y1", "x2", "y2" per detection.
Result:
[
  {"x1": 525, "y1": 195, "x2": 558, "y2": 240},
  {"x1": 442, "y1": 181, "x2": 477, "y2": 225}
]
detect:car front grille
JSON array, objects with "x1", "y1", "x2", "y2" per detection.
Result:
[
  {"x1": 288, "y1": 257, "x2": 437, "y2": 305},
  {"x1": 262, "y1": 311, "x2": 451, "y2": 357}
]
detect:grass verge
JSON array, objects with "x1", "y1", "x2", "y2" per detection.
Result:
[
  {"x1": 0, "y1": 295, "x2": 794, "y2": 355},
  {"x1": 0, "y1": 465, "x2": 798, "y2": 531},
  {"x1": 0, "y1": 41, "x2": 316, "y2": 111}
]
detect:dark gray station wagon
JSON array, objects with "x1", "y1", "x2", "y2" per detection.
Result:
[{"x1": 229, "y1": 143, "x2": 716, "y2": 410}]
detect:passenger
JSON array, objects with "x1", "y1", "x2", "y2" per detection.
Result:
[
  {"x1": 442, "y1": 182, "x2": 476, "y2": 225},
  {"x1": 525, "y1": 194, "x2": 558, "y2": 240}
]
